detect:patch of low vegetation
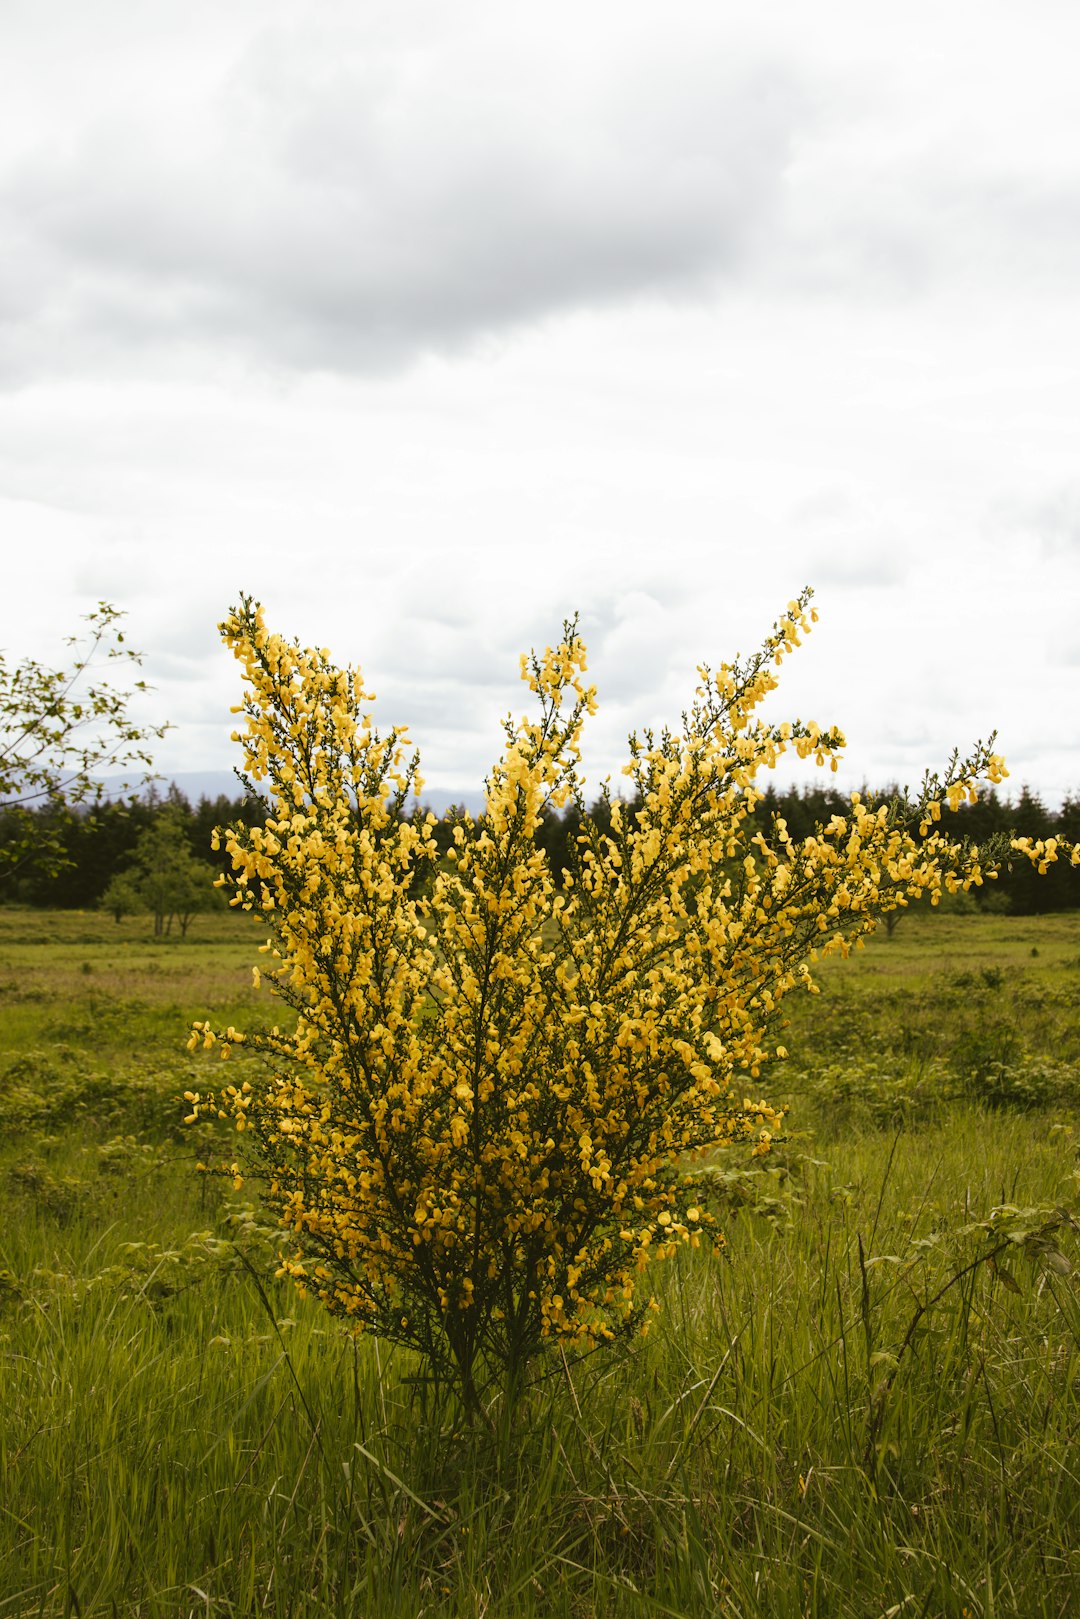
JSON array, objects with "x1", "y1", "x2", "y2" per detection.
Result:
[
  {"x1": 0, "y1": 906, "x2": 272, "y2": 1066},
  {"x1": 774, "y1": 912, "x2": 1080, "y2": 1127}
]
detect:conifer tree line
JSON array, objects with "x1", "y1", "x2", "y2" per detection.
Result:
[{"x1": 2, "y1": 779, "x2": 1078, "y2": 920}]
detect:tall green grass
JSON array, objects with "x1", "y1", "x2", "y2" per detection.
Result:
[
  {"x1": 1, "y1": 908, "x2": 1078, "y2": 1615},
  {"x1": 3, "y1": 1117, "x2": 1078, "y2": 1615}
]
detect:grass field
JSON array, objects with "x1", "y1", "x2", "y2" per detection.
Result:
[{"x1": 1, "y1": 906, "x2": 1079, "y2": 1616}]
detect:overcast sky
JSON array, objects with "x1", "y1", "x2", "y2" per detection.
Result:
[{"x1": 3, "y1": 0, "x2": 1079, "y2": 808}]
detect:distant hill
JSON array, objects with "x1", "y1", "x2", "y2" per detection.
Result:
[{"x1": 97, "y1": 770, "x2": 485, "y2": 817}]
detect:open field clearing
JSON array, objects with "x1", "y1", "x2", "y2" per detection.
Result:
[
  {"x1": 1, "y1": 908, "x2": 1079, "y2": 1616},
  {"x1": 0, "y1": 909, "x2": 268, "y2": 1063}
]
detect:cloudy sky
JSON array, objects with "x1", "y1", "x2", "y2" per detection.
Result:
[{"x1": 3, "y1": 0, "x2": 1079, "y2": 808}]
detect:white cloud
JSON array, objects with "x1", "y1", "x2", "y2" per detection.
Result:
[
  {"x1": 0, "y1": 5, "x2": 804, "y2": 381},
  {"x1": 993, "y1": 484, "x2": 1080, "y2": 557},
  {"x1": 7, "y1": 2, "x2": 1077, "y2": 385},
  {"x1": 788, "y1": 489, "x2": 907, "y2": 588},
  {"x1": 1, "y1": 1, "x2": 1079, "y2": 807}
]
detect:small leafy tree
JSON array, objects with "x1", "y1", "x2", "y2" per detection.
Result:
[
  {"x1": 129, "y1": 807, "x2": 222, "y2": 937},
  {"x1": 0, "y1": 603, "x2": 169, "y2": 886},
  {"x1": 100, "y1": 870, "x2": 145, "y2": 924},
  {"x1": 188, "y1": 591, "x2": 1076, "y2": 1416}
]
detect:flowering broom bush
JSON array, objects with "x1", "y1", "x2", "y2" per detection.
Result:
[{"x1": 186, "y1": 589, "x2": 1076, "y2": 1414}]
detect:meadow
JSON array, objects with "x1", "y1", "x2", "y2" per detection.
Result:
[{"x1": 1, "y1": 905, "x2": 1078, "y2": 1617}]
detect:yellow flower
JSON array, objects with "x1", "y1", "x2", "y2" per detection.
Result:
[{"x1": 186, "y1": 589, "x2": 1073, "y2": 1409}]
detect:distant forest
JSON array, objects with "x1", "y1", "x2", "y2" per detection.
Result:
[{"x1": 2, "y1": 780, "x2": 1078, "y2": 918}]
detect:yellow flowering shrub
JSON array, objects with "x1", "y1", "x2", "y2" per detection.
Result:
[{"x1": 186, "y1": 590, "x2": 1076, "y2": 1413}]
